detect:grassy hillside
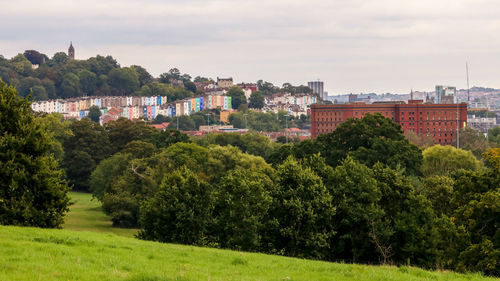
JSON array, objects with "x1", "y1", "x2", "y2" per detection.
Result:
[
  {"x1": 63, "y1": 192, "x2": 138, "y2": 237},
  {"x1": 0, "y1": 226, "x2": 496, "y2": 281}
]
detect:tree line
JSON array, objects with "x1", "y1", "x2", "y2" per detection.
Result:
[{"x1": 1, "y1": 81, "x2": 498, "y2": 276}]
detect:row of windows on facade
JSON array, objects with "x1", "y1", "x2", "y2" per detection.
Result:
[
  {"x1": 315, "y1": 127, "x2": 454, "y2": 139},
  {"x1": 316, "y1": 111, "x2": 458, "y2": 117}
]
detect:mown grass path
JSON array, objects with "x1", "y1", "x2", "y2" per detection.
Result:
[
  {"x1": 63, "y1": 192, "x2": 138, "y2": 237},
  {"x1": 0, "y1": 225, "x2": 496, "y2": 281}
]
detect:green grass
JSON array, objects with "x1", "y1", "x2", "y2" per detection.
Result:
[
  {"x1": 2, "y1": 192, "x2": 496, "y2": 280},
  {"x1": 63, "y1": 192, "x2": 138, "y2": 237},
  {"x1": 0, "y1": 226, "x2": 496, "y2": 281}
]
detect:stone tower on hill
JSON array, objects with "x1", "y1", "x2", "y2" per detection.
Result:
[{"x1": 68, "y1": 42, "x2": 75, "y2": 60}]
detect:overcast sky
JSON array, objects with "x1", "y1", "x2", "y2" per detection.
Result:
[{"x1": 2, "y1": 0, "x2": 500, "y2": 94}]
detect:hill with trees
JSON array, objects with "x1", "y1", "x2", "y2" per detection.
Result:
[{"x1": 0, "y1": 51, "x2": 315, "y2": 102}]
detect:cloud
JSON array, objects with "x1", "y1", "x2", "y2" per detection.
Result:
[{"x1": 1, "y1": 0, "x2": 500, "y2": 93}]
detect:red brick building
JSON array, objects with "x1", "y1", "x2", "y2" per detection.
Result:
[{"x1": 311, "y1": 100, "x2": 468, "y2": 145}]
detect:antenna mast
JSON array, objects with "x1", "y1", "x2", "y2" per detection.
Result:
[{"x1": 466, "y1": 62, "x2": 470, "y2": 102}]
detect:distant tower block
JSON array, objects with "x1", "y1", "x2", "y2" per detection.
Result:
[{"x1": 68, "y1": 42, "x2": 75, "y2": 60}]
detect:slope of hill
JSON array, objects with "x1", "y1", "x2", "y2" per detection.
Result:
[
  {"x1": 0, "y1": 225, "x2": 495, "y2": 281},
  {"x1": 63, "y1": 192, "x2": 138, "y2": 237}
]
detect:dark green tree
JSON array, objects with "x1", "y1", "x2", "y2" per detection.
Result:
[
  {"x1": 77, "y1": 69, "x2": 98, "y2": 95},
  {"x1": 87, "y1": 105, "x2": 101, "y2": 123},
  {"x1": 50, "y1": 52, "x2": 68, "y2": 66},
  {"x1": 87, "y1": 55, "x2": 118, "y2": 76},
  {"x1": 316, "y1": 113, "x2": 422, "y2": 175},
  {"x1": 108, "y1": 67, "x2": 140, "y2": 95},
  {"x1": 183, "y1": 81, "x2": 197, "y2": 93},
  {"x1": 249, "y1": 91, "x2": 265, "y2": 109},
  {"x1": 0, "y1": 81, "x2": 70, "y2": 228},
  {"x1": 227, "y1": 86, "x2": 247, "y2": 110},
  {"x1": 23, "y1": 50, "x2": 46, "y2": 65},
  {"x1": 138, "y1": 167, "x2": 215, "y2": 244},
  {"x1": 153, "y1": 129, "x2": 190, "y2": 149},
  {"x1": 131, "y1": 65, "x2": 153, "y2": 87},
  {"x1": 104, "y1": 118, "x2": 158, "y2": 153},
  {"x1": 213, "y1": 168, "x2": 274, "y2": 251},
  {"x1": 60, "y1": 73, "x2": 80, "y2": 98},
  {"x1": 168, "y1": 116, "x2": 196, "y2": 131},
  {"x1": 265, "y1": 156, "x2": 336, "y2": 259},
  {"x1": 63, "y1": 118, "x2": 111, "y2": 190},
  {"x1": 487, "y1": 126, "x2": 500, "y2": 146}
]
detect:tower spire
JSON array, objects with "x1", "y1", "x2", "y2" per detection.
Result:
[{"x1": 68, "y1": 42, "x2": 75, "y2": 60}]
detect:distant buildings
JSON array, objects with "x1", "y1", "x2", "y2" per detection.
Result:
[
  {"x1": 311, "y1": 100, "x2": 468, "y2": 145},
  {"x1": 435, "y1": 85, "x2": 456, "y2": 104},
  {"x1": 31, "y1": 94, "x2": 233, "y2": 124},
  {"x1": 308, "y1": 81, "x2": 325, "y2": 99},
  {"x1": 263, "y1": 92, "x2": 317, "y2": 117},
  {"x1": 217, "y1": 77, "x2": 233, "y2": 88}
]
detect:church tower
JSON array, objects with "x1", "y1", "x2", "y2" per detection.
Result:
[{"x1": 68, "y1": 42, "x2": 75, "y2": 60}]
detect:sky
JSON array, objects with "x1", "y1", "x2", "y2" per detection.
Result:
[{"x1": 2, "y1": 0, "x2": 500, "y2": 95}]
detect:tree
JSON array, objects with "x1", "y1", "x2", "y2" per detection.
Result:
[
  {"x1": 78, "y1": 69, "x2": 98, "y2": 95},
  {"x1": 17, "y1": 77, "x2": 43, "y2": 97},
  {"x1": 60, "y1": 73, "x2": 80, "y2": 98},
  {"x1": 104, "y1": 118, "x2": 158, "y2": 153},
  {"x1": 327, "y1": 157, "x2": 381, "y2": 261},
  {"x1": 23, "y1": 50, "x2": 46, "y2": 65},
  {"x1": 108, "y1": 67, "x2": 140, "y2": 95},
  {"x1": 138, "y1": 167, "x2": 215, "y2": 245},
  {"x1": 10, "y1": 54, "x2": 33, "y2": 76},
  {"x1": 35, "y1": 113, "x2": 73, "y2": 163},
  {"x1": 0, "y1": 81, "x2": 70, "y2": 227},
  {"x1": 153, "y1": 129, "x2": 190, "y2": 149},
  {"x1": 249, "y1": 91, "x2": 265, "y2": 109},
  {"x1": 316, "y1": 113, "x2": 422, "y2": 175},
  {"x1": 136, "y1": 81, "x2": 171, "y2": 97},
  {"x1": 87, "y1": 55, "x2": 118, "y2": 76},
  {"x1": 488, "y1": 126, "x2": 500, "y2": 146},
  {"x1": 63, "y1": 118, "x2": 112, "y2": 190},
  {"x1": 87, "y1": 105, "x2": 101, "y2": 123},
  {"x1": 183, "y1": 81, "x2": 197, "y2": 93},
  {"x1": 404, "y1": 130, "x2": 435, "y2": 148},
  {"x1": 421, "y1": 145, "x2": 481, "y2": 177},
  {"x1": 131, "y1": 65, "x2": 153, "y2": 87},
  {"x1": 50, "y1": 52, "x2": 68, "y2": 66},
  {"x1": 227, "y1": 86, "x2": 247, "y2": 110},
  {"x1": 452, "y1": 127, "x2": 490, "y2": 159},
  {"x1": 195, "y1": 132, "x2": 275, "y2": 159},
  {"x1": 452, "y1": 167, "x2": 500, "y2": 275},
  {"x1": 213, "y1": 168, "x2": 274, "y2": 251},
  {"x1": 89, "y1": 153, "x2": 132, "y2": 201},
  {"x1": 168, "y1": 116, "x2": 196, "y2": 131},
  {"x1": 265, "y1": 156, "x2": 336, "y2": 259}
]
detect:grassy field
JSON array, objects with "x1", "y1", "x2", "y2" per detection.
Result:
[
  {"x1": 63, "y1": 192, "x2": 138, "y2": 237},
  {"x1": 0, "y1": 225, "x2": 497, "y2": 281},
  {"x1": 2, "y1": 192, "x2": 496, "y2": 280}
]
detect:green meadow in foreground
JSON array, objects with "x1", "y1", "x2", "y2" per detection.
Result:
[
  {"x1": 63, "y1": 192, "x2": 138, "y2": 237},
  {"x1": 1, "y1": 192, "x2": 495, "y2": 281},
  {"x1": 0, "y1": 226, "x2": 496, "y2": 281}
]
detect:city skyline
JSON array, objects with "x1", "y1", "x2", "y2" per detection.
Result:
[{"x1": 2, "y1": 0, "x2": 500, "y2": 94}]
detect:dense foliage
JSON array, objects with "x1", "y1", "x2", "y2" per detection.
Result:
[{"x1": 0, "y1": 81, "x2": 70, "y2": 227}]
